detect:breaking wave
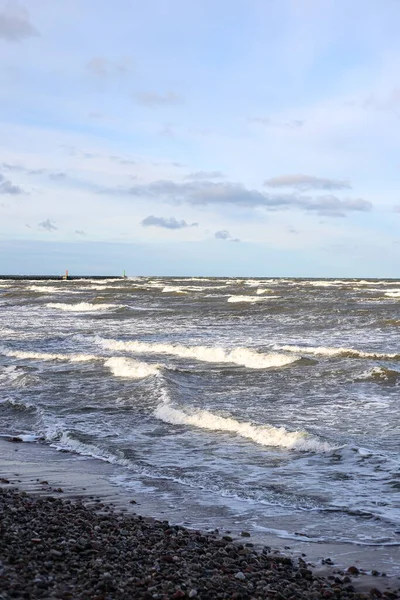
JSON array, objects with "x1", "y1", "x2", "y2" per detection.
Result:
[
  {"x1": 1, "y1": 349, "x2": 101, "y2": 363},
  {"x1": 357, "y1": 366, "x2": 400, "y2": 384},
  {"x1": 162, "y1": 286, "x2": 188, "y2": 294},
  {"x1": 47, "y1": 302, "x2": 121, "y2": 312},
  {"x1": 96, "y1": 338, "x2": 297, "y2": 369},
  {"x1": 274, "y1": 344, "x2": 400, "y2": 360},
  {"x1": 227, "y1": 295, "x2": 280, "y2": 303},
  {"x1": 154, "y1": 403, "x2": 331, "y2": 452},
  {"x1": 28, "y1": 285, "x2": 64, "y2": 294},
  {"x1": 104, "y1": 357, "x2": 160, "y2": 379}
]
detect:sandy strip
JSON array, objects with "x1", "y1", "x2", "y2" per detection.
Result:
[{"x1": 1, "y1": 438, "x2": 399, "y2": 599}]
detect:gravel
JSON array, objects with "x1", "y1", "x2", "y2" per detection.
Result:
[{"x1": 0, "y1": 488, "x2": 399, "y2": 599}]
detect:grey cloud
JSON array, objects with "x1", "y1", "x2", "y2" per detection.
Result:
[
  {"x1": 133, "y1": 91, "x2": 184, "y2": 107},
  {"x1": 249, "y1": 117, "x2": 305, "y2": 129},
  {"x1": 393, "y1": 206, "x2": 400, "y2": 213},
  {"x1": 185, "y1": 171, "x2": 225, "y2": 180},
  {"x1": 264, "y1": 174, "x2": 351, "y2": 191},
  {"x1": 49, "y1": 172, "x2": 66, "y2": 181},
  {"x1": 100, "y1": 179, "x2": 372, "y2": 217},
  {"x1": 38, "y1": 219, "x2": 57, "y2": 232},
  {"x1": 215, "y1": 230, "x2": 230, "y2": 240},
  {"x1": 2, "y1": 163, "x2": 44, "y2": 175},
  {"x1": 0, "y1": 173, "x2": 25, "y2": 195},
  {"x1": 74, "y1": 230, "x2": 86, "y2": 235},
  {"x1": 110, "y1": 156, "x2": 136, "y2": 166},
  {"x1": 0, "y1": 5, "x2": 39, "y2": 41},
  {"x1": 141, "y1": 215, "x2": 198, "y2": 230},
  {"x1": 86, "y1": 56, "x2": 132, "y2": 77},
  {"x1": 215, "y1": 230, "x2": 241, "y2": 242}
]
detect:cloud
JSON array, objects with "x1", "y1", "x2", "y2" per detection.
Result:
[
  {"x1": 264, "y1": 174, "x2": 351, "y2": 191},
  {"x1": 0, "y1": 4, "x2": 39, "y2": 41},
  {"x1": 133, "y1": 91, "x2": 184, "y2": 107},
  {"x1": 74, "y1": 230, "x2": 86, "y2": 235},
  {"x1": 141, "y1": 215, "x2": 198, "y2": 229},
  {"x1": 185, "y1": 171, "x2": 225, "y2": 180},
  {"x1": 215, "y1": 230, "x2": 240, "y2": 242},
  {"x1": 106, "y1": 179, "x2": 370, "y2": 216},
  {"x1": 0, "y1": 173, "x2": 25, "y2": 195},
  {"x1": 85, "y1": 56, "x2": 133, "y2": 77},
  {"x1": 49, "y1": 172, "x2": 67, "y2": 181},
  {"x1": 393, "y1": 206, "x2": 400, "y2": 213},
  {"x1": 249, "y1": 117, "x2": 305, "y2": 129},
  {"x1": 38, "y1": 219, "x2": 57, "y2": 232},
  {"x1": 2, "y1": 163, "x2": 44, "y2": 175}
]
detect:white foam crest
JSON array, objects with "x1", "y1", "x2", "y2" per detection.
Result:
[
  {"x1": 28, "y1": 285, "x2": 64, "y2": 293},
  {"x1": 97, "y1": 338, "x2": 297, "y2": 369},
  {"x1": 104, "y1": 357, "x2": 160, "y2": 379},
  {"x1": 385, "y1": 291, "x2": 400, "y2": 298},
  {"x1": 154, "y1": 404, "x2": 331, "y2": 452},
  {"x1": 48, "y1": 431, "x2": 131, "y2": 466},
  {"x1": 256, "y1": 288, "x2": 274, "y2": 295},
  {"x1": 46, "y1": 302, "x2": 121, "y2": 312},
  {"x1": 227, "y1": 295, "x2": 280, "y2": 303},
  {"x1": 162, "y1": 286, "x2": 188, "y2": 294},
  {"x1": 2, "y1": 349, "x2": 101, "y2": 363},
  {"x1": 274, "y1": 344, "x2": 400, "y2": 360}
]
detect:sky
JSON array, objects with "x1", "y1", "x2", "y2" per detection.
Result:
[{"x1": 0, "y1": 0, "x2": 399, "y2": 277}]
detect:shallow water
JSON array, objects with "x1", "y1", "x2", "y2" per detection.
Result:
[{"x1": 1, "y1": 276, "x2": 399, "y2": 561}]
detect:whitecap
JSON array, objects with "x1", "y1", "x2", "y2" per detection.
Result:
[{"x1": 96, "y1": 338, "x2": 297, "y2": 369}]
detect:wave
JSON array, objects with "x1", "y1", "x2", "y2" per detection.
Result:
[
  {"x1": 357, "y1": 366, "x2": 400, "y2": 384},
  {"x1": 227, "y1": 295, "x2": 280, "y2": 303},
  {"x1": 46, "y1": 302, "x2": 121, "y2": 312},
  {"x1": 96, "y1": 338, "x2": 297, "y2": 369},
  {"x1": 0, "y1": 365, "x2": 41, "y2": 388},
  {"x1": 1, "y1": 348, "x2": 101, "y2": 363},
  {"x1": 28, "y1": 285, "x2": 65, "y2": 294},
  {"x1": 274, "y1": 344, "x2": 400, "y2": 360},
  {"x1": 104, "y1": 357, "x2": 160, "y2": 379},
  {"x1": 385, "y1": 291, "x2": 400, "y2": 298},
  {"x1": 162, "y1": 286, "x2": 188, "y2": 294},
  {"x1": 154, "y1": 403, "x2": 331, "y2": 452}
]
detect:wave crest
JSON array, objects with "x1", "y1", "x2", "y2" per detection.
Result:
[
  {"x1": 97, "y1": 338, "x2": 297, "y2": 369},
  {"x1": 47, "y1": 302, "x2": 120, "y2": 312},
  {"x1": 104, "y1": 357, "x2": 159, "y2": 379},
  {"x1": 154, "y1": 404, "x2": 331, "y2": 452}
]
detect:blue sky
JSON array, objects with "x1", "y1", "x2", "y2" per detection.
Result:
[{"x1": 0, "y1": 0, "x2": 399, "y2": 277}]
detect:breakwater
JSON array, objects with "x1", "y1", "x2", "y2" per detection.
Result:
[{"x1": 0, "y1": 275, "x2": 123, "y2": 281}]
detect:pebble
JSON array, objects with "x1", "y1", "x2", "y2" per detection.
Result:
[{"x1": 0, "y1": 487, "x2": 398, "y2": 600}]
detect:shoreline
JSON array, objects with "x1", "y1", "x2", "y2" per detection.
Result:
[{"x1": 1, "y1": 438, "x2": 399, "y2": 598}]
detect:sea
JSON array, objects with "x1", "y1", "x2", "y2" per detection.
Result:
[{"x1": 1, "y1": 277, "x2": 399, "y2": 570}]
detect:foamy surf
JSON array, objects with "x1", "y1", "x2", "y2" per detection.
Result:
[
  {"x1": 47, "y1": 302, "x2": 121, "y2": 312},
  {"x1": 1, "y1": 349, "x2": 101, "y2": 363},
  {"x1": 274, "y1": 344, "x2": 400, "y2": 360},
  {"x1": 104, "y1": 357, "x2": 160, "y2": 379},
  {"x1": 162, "y1": 286, "x2": 188, "y2": 294},
  {"x1": 96, "y1": 338, "x2": 297, "y2": 369},
  {"x1": 228, "y1": 295, "x2": 280, "y2": 303},
  {"x1": 154, "y1": 404, "x2": 331, "y2": 452}
]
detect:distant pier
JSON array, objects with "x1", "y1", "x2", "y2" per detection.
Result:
[{"x1": 0, "y1": 275, "x2": 124, "y2": 281}]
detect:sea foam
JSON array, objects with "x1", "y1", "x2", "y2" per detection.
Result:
[
  {"x1": 47, "y1": 302, "x2": 120, "y2": 312},
  {"x1": 274, "y1": 344, "x2": 400, "y2": 360},
  {"x1": 228, "y1": 295, "x2": 279, "y2": 303},
  {"x1": 154, "y1": 403, "x2": 331, "y2": 452},
  {"x1": 96, "y1": 338, "x2": 297, "y2": 369},
  {"x1": 104, "y1": 357, "x2": 159, "y2": 379}
]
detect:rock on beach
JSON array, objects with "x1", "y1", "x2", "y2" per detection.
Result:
[{"x1": 0, "y1": 488, "x2": 399, "y2": 599}]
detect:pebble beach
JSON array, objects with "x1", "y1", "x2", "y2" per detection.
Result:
[{"x1": 1, "y1": 483, "x2": 399, "y2": 600}]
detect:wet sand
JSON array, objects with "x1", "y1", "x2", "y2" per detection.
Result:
[{"x1": 1, "y1": 438, "x2": 399, "y2": 598}]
